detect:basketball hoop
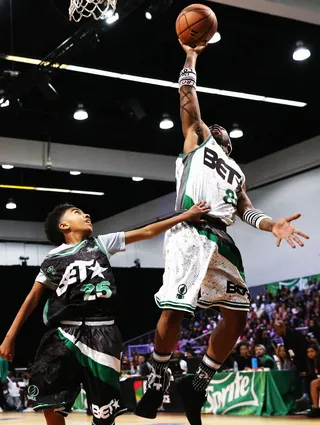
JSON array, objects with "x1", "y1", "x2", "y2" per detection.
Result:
[{"x1": 69, "y1": 0, "x2": 117, "y2": 22}]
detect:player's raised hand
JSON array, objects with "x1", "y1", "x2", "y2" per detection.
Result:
[
  {"x1": 183, "y1": 201, "x2": 211, "y2": 223},
  {"x1": 0, "y1": 337, "x2": 15, "y2": 362},
  {"x1": 178, "y1": 39, "x2": 208, "y2": 55},
  {"x1": 271, "y1": 213, "x2": 309, "y2": 248}
]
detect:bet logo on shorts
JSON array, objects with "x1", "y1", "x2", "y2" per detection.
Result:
[
  {"x1": 177, "y1": 284, "x2": 188, "y2": 299},
  {"x1": 28, "y1": 385, "x2": 40, "y2": 400}
]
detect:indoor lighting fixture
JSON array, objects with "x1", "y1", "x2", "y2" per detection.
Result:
[
  {"x1": 145, "y1": 11, "x2": 152, "y2": 20},
  {"x1": 103, "y1": 9, "x2": 114, "y2": 19},
  {"x1": 106, "y1": 12, "x2": 119, "y2": 24},
  {"x1": 70, "y1": 171, "x2": 81, "y2": 176},
  {"x1": 229, "y1": 124, "x2": 243, "y2": 139},
  {"x1": 0, "y1": 184, "x2": 104, "y2": 196},
  {"x1": 2, "y1": 164, "x2": 14, "y2": 169},
  {"x1": 1, "y1": 54, "x2": 307, "y2": 108},
  {"x1": 293, "y1": 41, "x2": 311, "y2": 61},
  {"x1": 132, "y1": 177, "x2": 144, "y2": 182},
  {"x1": 159, "y1": 113, "x2": 174, "y2": 130},
  {"x1": 73, "y1": 104, "x2": 88, "y2": 121},
  {"x1": 208, "y1": 32, "x2": 221, "y2": 44},
  {"x1": 6, "y1": 198, "x2": 16, "y2": 210},
  {"x1": 0, "y1": 98, "x2": 10, "y2": 108}
]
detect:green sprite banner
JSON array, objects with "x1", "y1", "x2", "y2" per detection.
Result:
[
  {"x1": 202, "y1": 371, "x2": 263, "y2": 415},
  {"x1": 267, "y1": 273, "x2": 320, "y2": 295}
]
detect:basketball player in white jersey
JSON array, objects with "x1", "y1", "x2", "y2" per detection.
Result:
[{"x1": 135, "y1": 41, "x2": 309, "y2": 425}]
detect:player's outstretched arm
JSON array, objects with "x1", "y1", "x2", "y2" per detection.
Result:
[
  {"x1": 0, "y1": 281, "x2": 45, "y2": 362},
  {"x1": 236, "y1": 185, "x2": 309, "y2": 249},
  {"x1": 125, "y1": 202, "x2": 210, "y2": 245},
  {"x1": 178, "y1": 40, "x2": 211, "y2": 154}
]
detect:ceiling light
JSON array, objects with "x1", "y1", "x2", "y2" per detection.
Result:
[
  {"x1": 0, "y1": 184, "x2": 104, "y2": 196},
  {"x1": 103, "y1": 9, "x2": 114, "y2": 19},
  {"x1": 0, "y1": 98, "x2": 10, "y2": 108},
  {"x1": 106, "y1": 12, "x2": 119, "y2": 24},
  {"x1": 132, "y1": 177, "x2": 144, "y2": 182},
  {"x1": 70, "y1": 170, "x2": 81, "y2": 176},
  {"x1": 73, "y1": 104, "x2": 88, "y2": 121},
  {"x1": 160, "y1": 113, "x2": 174, "y2": 130},
  {"x1": 229, "y1": 124, "x2": 243, "y2": 139},
  {"x1": 208, "y1": 32, "x2": 221, "y2": 44},
  {"x1": 3, "y1": 54, "x2": 307, "y2": 108},
  {"x1": 293, "y1": 41, "x2": 311, "y2": 62},
  {"x1": 6, "y1": 198, "x2": 16, "y2": 210},
  {"x1": 145, "y1": 11, "x2": 152, "y2": 20},
  {"x1": 2, "y1": 164, "x2": 14, "y2": 169}
]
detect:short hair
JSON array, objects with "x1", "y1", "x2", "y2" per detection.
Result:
[{"x1": 45, "y1": 204, "x2": 75, "y2": 246}]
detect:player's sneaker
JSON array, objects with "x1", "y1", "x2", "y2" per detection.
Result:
[
  {"x1": 308, "y1": 407, "x2": 320, "y2": 418},
  {"x1": 134, "y1": 367, "x2": 172, "y2": 419},
  {"x1": 176, "y1": 375, "x2": 207, "y2": 425}
]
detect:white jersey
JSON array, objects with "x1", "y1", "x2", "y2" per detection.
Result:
[{"x1": 175, "y1": 135, "x2": 245, "y2": 226}]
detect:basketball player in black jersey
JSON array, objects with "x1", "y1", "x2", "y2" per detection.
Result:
[{"x1": 0, "y1": 202, "x2": 209, "y2": 425}]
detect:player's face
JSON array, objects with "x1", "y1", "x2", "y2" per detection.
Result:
[
  {"x1": 59, "y1": 207, "x2": 93, "y2": 237},
  {"x1": 210, "y1": 124, "x2": 232, "y2": 156}
]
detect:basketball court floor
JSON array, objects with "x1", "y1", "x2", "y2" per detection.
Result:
[{"x1": 0, "y1": 412, "x2": 312, "y2": 425}]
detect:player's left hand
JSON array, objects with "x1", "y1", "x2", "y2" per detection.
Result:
[
  {"x1": 271, "y1": 213, "x2": 309, "y2": 248},
  {"x1": 184, "y1": 201, "x2": 211, "y2": 223},
  {"x1": 178, "y1": 39, "x2": 208, "y2": 55}
]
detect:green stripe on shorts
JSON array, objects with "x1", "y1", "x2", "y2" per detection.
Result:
[
  {"x1": 155, "y1": 296, "x2": 195, "y2": 315},
  {"x1": 57, "y1": 329, "x2": 120, "y2": 390}
]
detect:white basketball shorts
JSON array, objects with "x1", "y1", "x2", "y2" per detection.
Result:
[{"x1": 155, "y1": 222, "x2": 250, "y2": 316}]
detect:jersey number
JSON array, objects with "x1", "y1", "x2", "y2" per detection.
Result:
[
  {"x1": 80, "y1": 281, "x2": 112, "y2": 301},
  {"x1": 223, "y1": 189, "x2": 237, "y2": 206}
]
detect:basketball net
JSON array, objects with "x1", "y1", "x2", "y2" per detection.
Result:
[{"x1": 69, "y1": 0, "x2": 117, "y2": 22}]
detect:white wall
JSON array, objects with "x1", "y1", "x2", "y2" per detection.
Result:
[
  {"x1": 1, "y1": 168, "x2": 319, "y2": 288},
  {"x1": 228, "y1": 167, "x2": 320, "y2": 286}
]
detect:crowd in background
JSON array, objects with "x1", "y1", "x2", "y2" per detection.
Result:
[{"x1": 121, "y1": 278, "x2": 320, "y2": 413}]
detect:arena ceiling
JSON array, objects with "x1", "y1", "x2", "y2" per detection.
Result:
[{"x1": 0, "y1": 0, "x2": 319, "y2": 223}]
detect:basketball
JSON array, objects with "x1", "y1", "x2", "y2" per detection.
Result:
[{"x1": 176, "y1": 4, "x2": 218, "y2": 46}]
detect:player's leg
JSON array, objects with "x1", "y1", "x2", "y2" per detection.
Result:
[
  {"x1": 44, "y1": 408, "x2": 66, "y2": 425},
  {"x1": 28, "y1": 328, "x2": 82, "y2": 418},
  {"x1": 82, "y1": 323, "x2": 127, "y2": 425},
  {"x1": 308, "y1": 378, "x2": 320, "y2": 417},
  {"x1": 135, "y1": 309, "x2": 185, "y2": 418},
  {"x1": 135, "y1": 224, "x2": 207, "y2": 419},
  {"x1": 177, "y1": 308, "x2": 247, "y2": 425}
]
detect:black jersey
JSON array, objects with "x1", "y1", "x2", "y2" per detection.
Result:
[{"x1": 36, "y1": 233, "x2": 125, "y2": 327}]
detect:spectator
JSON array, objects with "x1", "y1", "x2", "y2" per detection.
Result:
[
  {"x1": 0, "y1": 357, "x2": 9, "y2": 412},
  {"x1": 169, "y1": 351, "x2": 188, "y2": 375},
  {"x1": 121, "y1": 355, "x2": 130, "y2": 373},
  {"x1": 309, "y1": 320, "x2": 320, "y2": 344},
  {"x1": 254, "y1": 328, "x2": 276, "y2": 356},
  {"x1": 306, "y1": 344, "x2": 320, "y2": 418},
  {"x1": 274, "y1": 321, "x2": 309, "y2": 373},
  {"x1": 235, "y1": 342, "x2": 252, "y2": 371},
  {"x1": 255, "y1": 345, "x2": 277, "y2": 370},
  {"x1": 137, "y1": 355, "x2": 152, "y2": 377},
  {"x1": 276, "y1": 345, "x2": 293, "y2": 370}
]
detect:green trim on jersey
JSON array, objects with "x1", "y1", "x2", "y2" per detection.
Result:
[
  {"x1": 47, "y1": 240, "x2": 87, "y2": 259},
  {"x1": 189, "y1": 224, "x2": 246, "y2": 279},
  {"x1": 43, "y1": 299, "x2": 49, "y2": 325},
  {"x1": 94, "y1": 237, "x2": 106, "y2": 255},
  {"x1": 57, "y1": 329, "x2": 120, "y2": 390},
  {"x1": 183, "y1": 194, "x2": 195, "y2": 210},
  {"x1": 178, "y1": 134, "x2": 212, "y2": 158}
]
